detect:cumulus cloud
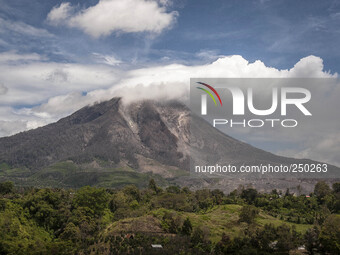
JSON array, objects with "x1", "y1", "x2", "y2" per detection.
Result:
[
  {"x1": 47, "y1": 0, "x2": 178, "y2": 38},
  {"x1": 111, "y1": 55, "x2": 335, "y2": 104},
  {"x1": 288, "y1": 55, "x2": 332, "y2": 77}
]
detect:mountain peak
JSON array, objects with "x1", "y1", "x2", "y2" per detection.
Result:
[
  {"x1": 0, "y1": 98, "x2": 190, "y2": 171},
  {"x1": 60, "y1": 97, "x2": 122, "y2": 125}
]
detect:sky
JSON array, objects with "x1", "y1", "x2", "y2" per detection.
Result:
[{"x1": 0, "y1": 0, "x2": 339, "y2": 166}]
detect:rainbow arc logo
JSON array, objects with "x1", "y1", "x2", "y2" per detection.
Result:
[{"x1": 196, "y1": 82, "x2": 223, "y2": 106}]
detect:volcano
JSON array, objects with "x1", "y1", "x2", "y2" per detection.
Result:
[{"x1": 0, "y1": 98, "x2": 338, "y2": 192}]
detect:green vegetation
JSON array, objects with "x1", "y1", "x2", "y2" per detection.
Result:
[
  {"x1": 0, "y1": 161, "x2": 170, "y2": 188},
  {"x1": 0, "y1": 180, "x2": 339, "y2": 254}
]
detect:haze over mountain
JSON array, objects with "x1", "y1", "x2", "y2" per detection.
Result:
[{"x1": 0, "y1": 98, "x2": 338, "y2": 192}]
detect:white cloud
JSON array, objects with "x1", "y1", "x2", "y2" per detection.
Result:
[
  {"x1": 0, "y1": 53, "x2": 339, "y2": 166},
  {"x1": 0, "y1": 58, "x2": 121, "y2": 107},
  {"x1": 0, "y1": 120, "x2": 31, "y2": 137},
  {"x1": 47, "y1": 0, "x2": 178, "y2": 38},
  {"x1": 46, "y1": 3, "x2": 73, "y2": 25},
  {"x1": 32, "y1": 91, "x2": 111, "y2": 116},
  {"x1": 0, "y1": 106, "x2": 51, "y2": 137},
  {"x1": 288, "y1": 55, "x2": 332, "y2": 77},
  {"x1": 1, "y1": 54, "x2": 336, "y2": 113},
  {"x1": 0, "y1": 51, "x2": 44, "y2": 63},
  {"x1": 8, "y1": 54, "x2": 333, "y2": 119}
]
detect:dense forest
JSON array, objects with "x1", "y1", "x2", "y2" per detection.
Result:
[{"x1": 0, "y1": 180, "x2": 339, "y2": 255}]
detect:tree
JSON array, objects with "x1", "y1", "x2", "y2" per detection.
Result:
[
  {"x1": 195, "y1": 189, "x2": 213, "y2": 211},
  {"x1": 332, "y1": 182, "x2": 340, "y2": 193},
  {"x1": 256, "y1": 224, "x2": 277, "y2": 252},
  {"x1": 181, "y1": 187, "x2": 191, "y2": 194},
  {"x1": 181, "y1": 217, "x2": 192, "y2": 236},
  {"x1": 23, "y1": 189, "x2": 65, "y2": 230},
  {"x1": 315, "y1": 205, "x2": 331, "y2": 225},
  {"x1": 211, "y1": 189, "x2": 225, "y2": 205},
  {"x1": 59, "y1": 222, "x2": 81, "y2": 243},
  {"x1": 271, "y1": 189, "x2": 278, "y2": 195},
  {"x1": 155, "y1": 193, "x2": 188, "y2": 211},
  {"x1": 314, "y1": 181, "x2": 331, "y2": 201},
  {"x1": 215, "y1": 233, "x2": 231, "y2": 254},
  {"x1": 73, "y1": 186, "x2": 109, "y2": 216},
  {"x1": 166, "y1": 185, "x2": 181, "y2": 194},
  {"x1": 304, "y1": 226, "x2": 320, "y2": 255},
  {"x1": 276, "y1": 224, "x2": 301, "y2": 253},
  {"x1": 148, "y1": 179, "x2": 161, "y2": 193},
  {"x1": 0, "y1": 181, "x2": 14, "y2": 194},
  {"x1": 319, "y1": 214, "x2": 340, "y2": 254},
  {"x1": 241, "y1": 188, "x2": 258, "y2": 204},
  {"x1": 161, "y1": 211, "x2": 182, "y2": 234},
  {"x1": 191, "y1": 226, "x2": 210, "y2": 246},
  {"x1": 0, "y1": 201, "x2": 52, "y2": 254},
  {"x1": 148, "y1": 178, "x2": 157, "y2": 191},
  {"x1": 109, "y1": 191, "x2": 127, "y2": 213},
  {"x1": 239, "y1": 205, "x2": 259, "y2": 224},
  {"x1": 122, "y1": 185, "x2": 141, "y2": 201}
]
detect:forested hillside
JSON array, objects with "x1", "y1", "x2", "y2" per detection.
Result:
[{"x1": 0, "y1": 180, "x2": 339, "y2": 254}]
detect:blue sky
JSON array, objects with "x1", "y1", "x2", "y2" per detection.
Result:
[
  {"x1": 1, "y1": 0, "x2": 340, "y2": 71},
  {"x1": 0, "y1": 0, "x2": 339, "y2": 166}
]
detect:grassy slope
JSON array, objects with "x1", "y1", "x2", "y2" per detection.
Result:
[
  {"x1": 257, "y1": 212, "x2": 312, "y2": 233},
  {"x1": 105, "y1": 205, "x2": 313, "y2": 243}
]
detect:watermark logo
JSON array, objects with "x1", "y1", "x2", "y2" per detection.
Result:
[
  {"x1": 189, "y1": 78, "x2": 337, "y2": 180},
  {"x1": 191, "y1": 79, "x2": 312, "y2": 128},
  {"x1": 196, "y1": 82, "x2": 223, "y2": 115}
]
